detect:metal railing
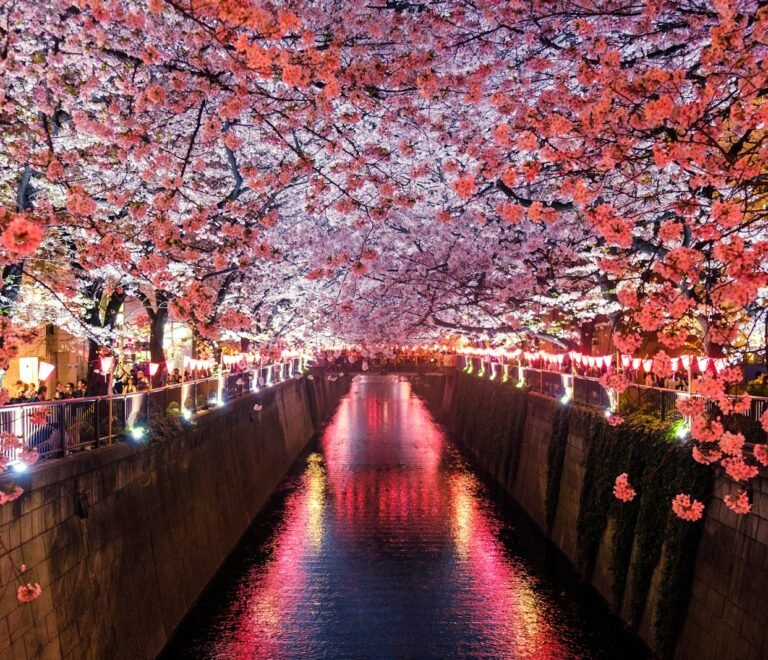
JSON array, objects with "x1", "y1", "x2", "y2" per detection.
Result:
[
  {"x1": 1, "y1": 357, "x2": 304, "y2": 465},
  {"x1": 462, "y1": 356, "x2": 768, "y2": 441}
]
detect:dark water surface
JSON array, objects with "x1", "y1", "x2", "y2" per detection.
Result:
[{"x1": 162, "y1": 375, "x2": 647, "y2": 659}]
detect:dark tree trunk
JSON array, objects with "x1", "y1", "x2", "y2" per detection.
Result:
[
  {"x1": 84, "y1": 285, "x2": 126, "y2": 394},
  {"x1": 136, "y1": 289, "x2": 169, "y2": 388},
  {"x1": 148, "y1": 306, "x2": 168, "y2": 387},
  {"x1": 580, "y1": 320, "x2": 594, "y2": 355}
]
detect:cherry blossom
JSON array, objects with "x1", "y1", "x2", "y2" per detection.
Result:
[
  {"x1": 16, "y1": 583, "x2": 42, "y2": 604},
  {"x1": 613, "y1": 473, "x2": 637, "y2": 502},
  {"x1": 671, "y1": 494, "x2": 705, "y2": 522},
  {"x1": 724, "y1": 490, "x2": 752, "y2": 515}
]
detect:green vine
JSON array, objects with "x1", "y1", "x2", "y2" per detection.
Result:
[{"x1": 576, "y1": 408, "x2": 711, "y2": 654}]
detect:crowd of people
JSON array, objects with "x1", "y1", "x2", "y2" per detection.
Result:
[
  {"x1": 7, "y1": 380, "x2": 87, "y2": 404},
  {"x1": 2, "y1": 362, "x2": 227, "y2": 405}
]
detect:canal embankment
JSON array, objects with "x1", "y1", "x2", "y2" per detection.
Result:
[
  {"x1": 0, "y1": 372, "x2": 350, "y2": 660},
  {"x1": 415, "y1": 371, "x2": 768, "y2": 660}
]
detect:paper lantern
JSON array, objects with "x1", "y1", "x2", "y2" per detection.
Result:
[
  {"x1": 573, "y1": 353, "x2": 583, "y2": 365},
  {"x1": 681, "y1": 355, "x2": 692, "y2": 370},
  {"x1": 632, "y1": 358, "x2": 641, "y2": 370},
  {"x1": 714, "y1": 358, "x2": 727, "y2": 373},
  {"x1": 148, "y1": 362, "x2": 160, "y2": 377},
  {"x1": 555, "y1": 354, "x2": 565, "y2": 365},
  {"x1": 621, "y1": 354, "x2": 631, "y2": 369},
  {"x1": 100, "y1": 356, "x2": 114, "y2": 374},
  {"x1": 604, "y1": 355, "x2": 613, "y2": 367},
  {"x1": 19, "y1": 357, "x2": 38, "y2": 383},
  {"x1": 38, "y1": 361, "x2": 55, "y2": 381},
  {"x1": 594, "y1": 356, "x2": 605, "y2": 369},
  {"x1": 642, "y1": 359, "x2": 653, "y2": 372},
  {"x1": 670, "y1": 357, "x2": 679, "y2": 372},
  {"x1": 183, "y1": 356, "x2": 191, "y2": 369},
  {"x1": 696, "y1": 357, "x2": 710, "y2": 373}
]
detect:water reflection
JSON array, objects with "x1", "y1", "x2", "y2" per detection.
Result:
[{"x1": 164, "y1": 375, "x2": 646, "y2": 659}]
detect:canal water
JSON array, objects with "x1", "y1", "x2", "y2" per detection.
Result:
[{"x1": 163, "y1": 375, "x2": 647, "y2": 659}]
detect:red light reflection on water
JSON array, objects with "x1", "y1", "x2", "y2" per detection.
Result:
[{"x1": 209, "y1": 376, "x2": 578, "y2": 658}]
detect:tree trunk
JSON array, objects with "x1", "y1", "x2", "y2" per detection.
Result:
[
  {"x1": 580, "y1": 320, "x2": 594, "y2": 355},
  {"x1": 149, "y1": 306, "x2": 168, "y2": 387},
  {"x1": 86, "y1": 338, "x2": 107, "y2": 396}
]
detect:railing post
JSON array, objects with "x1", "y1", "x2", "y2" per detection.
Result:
[{"x1": 94, "y1": 400, "x2": 101, "y2": 448}]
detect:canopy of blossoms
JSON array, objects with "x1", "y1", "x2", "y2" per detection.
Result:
[{"x1": 2, "y1": 2, "x2": 768, "y2": 515}]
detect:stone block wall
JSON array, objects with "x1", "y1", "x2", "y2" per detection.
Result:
[
  {"x1": 676, "y1": 474, "x2": 768, "y2": 659},
  {"x1": 0, "y1": 373, "x2": 350, "y2": 660}
]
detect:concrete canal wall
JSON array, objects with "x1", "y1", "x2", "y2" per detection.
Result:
[
  {"x1": 419, "y1": 371, "x2": 768, "y2": 660},
  {"x1": 0, "y1": 373, "x2": 350, "y2": 660}
]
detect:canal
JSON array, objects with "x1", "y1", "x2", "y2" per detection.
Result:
[{"x1": 162, "y1": 375, "x2": 647, "y2": 658}]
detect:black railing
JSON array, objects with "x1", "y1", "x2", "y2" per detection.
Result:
[
  {"x1": 1, "y1": 358, "x2": 306, "y2": 465},
  {"x1": 462, "y1": 356, "x2": 768, "y2": 440}
]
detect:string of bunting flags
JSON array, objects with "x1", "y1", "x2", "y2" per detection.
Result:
[{"x1": 459, "y1": 347, "x2": 729, "y2": 375}]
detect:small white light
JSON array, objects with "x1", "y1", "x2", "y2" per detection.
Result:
[
  {"x1": 605, "y1": 409, "x2": 612, "y2": 418},
  {"x1": 182, "y1": 409, "x2": 192, "y2": 421},
  {"x1": 12, "y1": 461, "x2": 28, "y2": 474},
  {"x1": 130, "y1": 426, "x2": 145, "y2": 441},
  {"x1": 561, "y1": 394, "x2": 571, "y2": 405},
  {"x1": 253, "y1": 403, "x2": 263, "y2": 412},
  {"x1": 676, "y1": 425, "x2": 689, "y2": 439}
]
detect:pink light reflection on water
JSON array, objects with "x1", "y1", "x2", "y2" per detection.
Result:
[{"x1": 204, "y1": 375, "x2": 589, "y2": 658}]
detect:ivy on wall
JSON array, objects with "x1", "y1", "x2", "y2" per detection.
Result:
[{"x1": 576, "y1": 410, "x2": 712, "y2": 656}]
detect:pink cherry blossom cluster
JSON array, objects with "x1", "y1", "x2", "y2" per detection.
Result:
[
  {"x1": 671, "y1": 494, "x2": 705, "y2": 522},
  {"x1": 613, "y1": 473, "x2": 637, "y2": 502},
  {"x1": 724, "y1": 490, "x2": 752, "y2": 515},
  {"x1": 16, "y1": 583, "x2": 42, "y2": 603}
]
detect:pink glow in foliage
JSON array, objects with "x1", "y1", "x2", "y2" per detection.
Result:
[
  {"x1": 613, "y1": 473, "x2": 636, "y2": 502},
  {"x1": 724, "y1": 490, "x2": 752, "y2": 515},
  {"x1": 671, "y1": 494, "x2": 705, "y2": 522},
  {"x1": 1, "y1": 216, "x2": 43, "y2": 257}
]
